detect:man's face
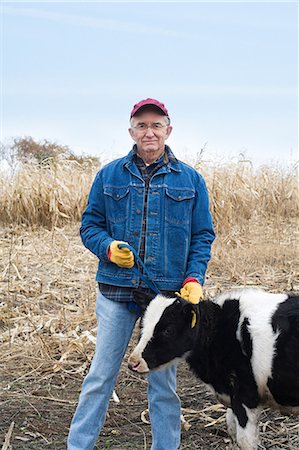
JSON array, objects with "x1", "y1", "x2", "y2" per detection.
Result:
[{"x1": 129, "y1": 110, "x2": 172, "y2": 164}]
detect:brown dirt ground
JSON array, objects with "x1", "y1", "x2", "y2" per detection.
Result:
[
  {"x1": 1, "y1": 224, "x2": 298, "y2": 449},
  {"x1": 1, "y1": 335, "x2": 299, "y2": 450}
]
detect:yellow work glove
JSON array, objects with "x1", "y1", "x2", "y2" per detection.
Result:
[
  {"x1": 109, "y1": 241, "x2": 134, "y2": 269},
  {"x1": 179, "y1": 282, "x2": 203, "y2": 304}
]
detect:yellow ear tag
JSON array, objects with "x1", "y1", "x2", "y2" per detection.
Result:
[{"x1": 191, "y1": 310, "x2": 197, "y2": 328}]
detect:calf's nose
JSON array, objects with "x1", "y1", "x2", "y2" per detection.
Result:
[
  {"x1": 128, "y1": 352, "x2": 149, "y2": 373},
  {"x1": 128, "y1": 352, "x2": 141, "y2": 371},
  {"x1": 128, "y1": 361, "x2": 136, "y2": 371}
]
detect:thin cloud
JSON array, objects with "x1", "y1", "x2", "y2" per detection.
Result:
[
  {"x1": 4, "y1": 83, "x2": 297, "y2": 99},
  {"x1": 3, "y1": 5, "x2": 192, "y2": 39},
  {"x1": 165, "y1": 84, "x2": 298, "y2": 98}
]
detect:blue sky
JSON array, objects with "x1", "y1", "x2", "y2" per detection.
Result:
[{"x1": 1, "y1": 1, "x2": 298, "y2": 166}]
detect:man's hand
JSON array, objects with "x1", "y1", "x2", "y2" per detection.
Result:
[
  {"x1": 179, "y1": 281, "x2": 203, "y2": 304},
  {"x1": 109, "y1": 241, "x2": 134, "y2": 269}
]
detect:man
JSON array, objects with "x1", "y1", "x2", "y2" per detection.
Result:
[{"x1": 67, "y1": 98, "x2": 215, "y2": 450}]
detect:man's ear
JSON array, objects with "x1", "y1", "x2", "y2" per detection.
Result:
[
  {"x1": 182, "y1": 302, "x2": 199, "y2": 329},
  {"x1": 132, "y1": 289, "x2": 155, "y2": 311},
  {"x1": 128, "y1": 127, "x2": 136, "y2": 142},
  {"x1": 165, "y1": 125, "x2": 173, "y2": 140}
]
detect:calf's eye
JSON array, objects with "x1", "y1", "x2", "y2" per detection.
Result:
[{"x1": 162, "y1": 327, "x2": 174, "y2": 338}]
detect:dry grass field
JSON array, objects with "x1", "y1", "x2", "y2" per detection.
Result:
[{"x1": 0, "y1": 158, "x2": 298, "y2": 449}]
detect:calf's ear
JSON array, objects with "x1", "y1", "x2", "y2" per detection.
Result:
[
  {"x1": 183, "y1": 303, "x2": 198, "y2": 329},
  {"x1": 132, "y1": 289, "x2": 155, "y2": 311}
]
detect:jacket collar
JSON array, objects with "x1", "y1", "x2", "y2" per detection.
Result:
[{"x1": 123, "y1": 145, "x2": 181, "y2": 173}]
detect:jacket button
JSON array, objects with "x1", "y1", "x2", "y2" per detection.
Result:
[
  {"x1": 134, "y1": 231, "x2": 139, "y2": 236},
  {"x1": 132, "y1": 279, "x2": 137, "y2": 284},
  {"x1": 136, "y1": 209, "x2": 141, "y2": 214}
]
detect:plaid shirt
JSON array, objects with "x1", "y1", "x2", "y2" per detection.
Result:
[{"x1": 100, "y1": 146, "x2": 176, "y2": 303}]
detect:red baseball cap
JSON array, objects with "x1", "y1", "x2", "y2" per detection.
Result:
[{"x1": 130, "y1": 98, "x2": 169, "y2": 118}]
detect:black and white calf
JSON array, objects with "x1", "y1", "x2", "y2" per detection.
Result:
[{"x1": 128, "y1": 289, "x2": 299, "y2": 450}]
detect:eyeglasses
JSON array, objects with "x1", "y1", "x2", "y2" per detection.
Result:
[{"x1": 132, "y1": 122, "x2": 168, "y2": 132}]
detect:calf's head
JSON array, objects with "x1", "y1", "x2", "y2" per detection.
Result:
[{"x1": 128, "y1": 292, "x2": 198, "y2": 373}]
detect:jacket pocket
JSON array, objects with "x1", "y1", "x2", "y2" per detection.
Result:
[
  {"x1": 104, "y1": 186, "x2": 130, "y2": 224},
  {"x1": 165, "y1": 188, "x2": 195, "y2": 225}
]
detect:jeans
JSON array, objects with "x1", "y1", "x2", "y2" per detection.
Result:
[{"x1": 67, "y1": 291, "x2": 181, "y2": 450}]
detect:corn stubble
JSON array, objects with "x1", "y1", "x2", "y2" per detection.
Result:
[{"x1": 0, "y1": 158, "x2": 298, "y2": 449}]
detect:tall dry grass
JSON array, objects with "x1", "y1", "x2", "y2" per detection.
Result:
[
  {"x1": 0, "y1": 159, "x2": 99, "y2": 228},
  {"x1": 1, "y1": 157, "x2": 298, "y2": 449},
  {"x1": 198, "y1": 160, "x2": 299, "y2": 234},
  {"x1": 0, "y1": 158, "x2": 298, "y2": 233}
]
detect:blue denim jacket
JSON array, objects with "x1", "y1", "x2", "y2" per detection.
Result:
[{"x1": 80, "y1": 147, "x2": 215, "y2": 291}]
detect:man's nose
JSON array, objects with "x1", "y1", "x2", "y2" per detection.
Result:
[{"x1": 144, "y1": 126, "x2": 155, "y2": 136}]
